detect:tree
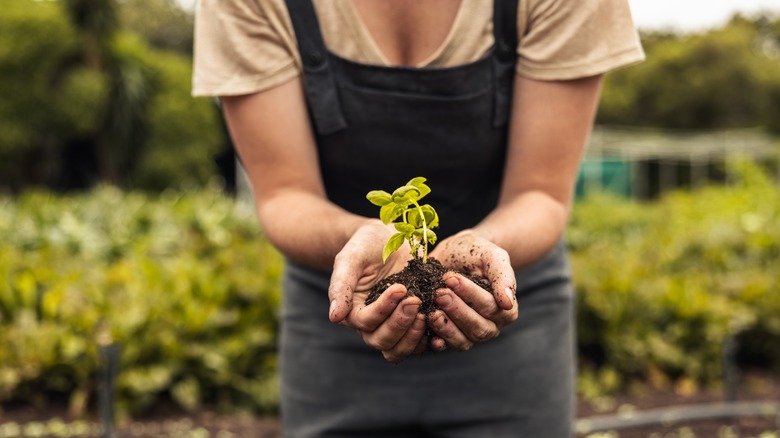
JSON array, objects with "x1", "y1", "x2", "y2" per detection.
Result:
[
  {"x1": 598, "y1": 15, "x2": 780, "y2": 132},
  {"x1": 0, "y1": 0, "x2": 222, "y2": 192},
  {"x1": 119, "y1": 0, "x2": 195, "y2": 55},
  {"x1": 62, "y1": 0, "x2": 150, "y2": 185},
  {"x1": 0, "y1": 0, "x2": 85, "y2": 189}
]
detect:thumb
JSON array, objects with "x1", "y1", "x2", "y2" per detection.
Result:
[
  {"x1": 327, "y1": 252, "x2": 361, "y2": 323},
  {"x1": 327, "y1": 280, "x2": 354, "y2": 323},
  {"x1": 489, "y1": 249, "x2": 516, "y2": 311},
  {"x1": 494, "y1": 283, "x2": 516, "y2": 311}
]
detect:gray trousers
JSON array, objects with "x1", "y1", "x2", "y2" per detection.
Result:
[{"x1": 279, "y1": 243, "x2": 575, "y2": 438}]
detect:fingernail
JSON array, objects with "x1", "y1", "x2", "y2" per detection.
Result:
[
  {"x1": 329, "y1": 300, "x2": 337, "y2": 318},
  {"x1": 505, "y1": 287, "x2": 515, "y2": 303},
  {"x1": 403, "y1": 303, "x2": 419, "y2": 317},
  {"x1": 444, "y1": 275, "x2": 459, "y2": 290},
  {"x1": 436, "y1": 293, "x2": 453, "y2": 307}
]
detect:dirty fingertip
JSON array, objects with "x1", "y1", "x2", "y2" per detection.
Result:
[
  {"x1": 430, "y1": 336, "x2": 447, "y2": 352},
  {"x1": 496, "y1": 287, "x2": 514, "y2": 310},
  {"x1": 444, "y1": 273, "x2": 460, "y2": 289},
  {"x1": 330, "y1": 296, "x2": 353, "y2": 322},
  {"x1": 328, "y1": 299, "x2": 343, "y2": 322}
]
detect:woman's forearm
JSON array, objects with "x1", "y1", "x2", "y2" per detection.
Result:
[
  {"x1": 256, "y1": 189, "x2": 372, "y2": 269},
  {"x1": 472, "y1": 190, "x2": 568, "y2": 269},
  {"x1": 472, "y1": 74, "x2": 603, "y2": 268},
  {"x1": 220, "y1": 81, "x2": 376, "y2": 269}
]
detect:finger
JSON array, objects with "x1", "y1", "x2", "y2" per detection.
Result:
[
  {"x1": 444, "y1": 273, "x2": 499, "y2": 316},
  {"x1": 427, "y1": 309, "x2": 474, "y2": 351},
  {"x1": 444, "y1": 274, "x2": 518, "y2": 328},
  {"x1": 434, "y1": 290, "x2": 499, "y2": 344},
  {"x1": 429, "y1": 335, "x2": 447, "y2": 352},
  {"x1": 328, "y1": 250, "x2": 364, "y2": 323},
  {"x1": 327, "y1": 283, "x2": 353, "y2": 324},
  {"x1": 382, "y1": 313, "x2": 427, "y2": 364},
  {"x1": 350, "y1": 283, "x2": 408, "y2": 331},
  {"x1": 361, "y1": 295, "x2": 421, "y2": 350},
  {"x1": 485, "y1": 247, "x2": 516, "y2": 311}
]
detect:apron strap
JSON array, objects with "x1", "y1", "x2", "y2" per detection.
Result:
[
  {"x1": 284, "y1": 0, "x2": 348, "y2": 135},
  {"x1": 492, "y1": 0, "x2": 520, "y2": 127},
  {"x1": 285, "y1": 0, "x2": 516, "y2": 131}
]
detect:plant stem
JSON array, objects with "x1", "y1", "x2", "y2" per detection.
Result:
[{"x1": 411, "y1": 200, "x2": 429, "y2": 263}]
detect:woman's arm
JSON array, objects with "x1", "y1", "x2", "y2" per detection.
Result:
[
  {"x1": 221, "y1": 78, "x2": 427, "y2": 363},
  {"x1": 221, "y1": 79, "x2": 367, "y2": 269},
  {"x1": 427, "y1": 73, "x2": 603, "y2": 351},
  {"x1": 475, "y1": 73, "x2": 603, "y2": 266}
]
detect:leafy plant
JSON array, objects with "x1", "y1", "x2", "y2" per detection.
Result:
[
  {"x1": 3, "y1": 160, "x2": 780, "y2": 415},
  {"x1": 0, "y1": 186, "x2": 283, "y2": 416},
  {"x1": 366, "y1": 177, "x2": 440, "y2": 264},
  {"x1": 571, "y1": 159, "x2": 780, "y2": 398}
]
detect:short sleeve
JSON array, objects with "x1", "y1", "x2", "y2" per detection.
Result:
[
  {"x1": 516, "y1": 0, "x2": 645, "y2": 80},
  {"x1": 192, "y1": 0, "x2": 301, "y2": 97}
]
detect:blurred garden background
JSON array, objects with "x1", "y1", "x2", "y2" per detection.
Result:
[{"x1": 1, "y1": 0, "x2": 780, "y2": 436}]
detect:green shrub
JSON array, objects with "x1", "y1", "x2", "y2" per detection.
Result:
[
  {"x1": 571, "y1": 159, "x2": 780, "y2": 398},
  {"x1": 0, "y1": 186, "x2": 282, "y2": 415},
  {"x1": 0, "y1": 160, "x2": 778, "y2": 415}
]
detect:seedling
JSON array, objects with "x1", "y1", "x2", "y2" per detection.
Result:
[{"x1": 366, "y1": 177, "x2": 439, "y2": 264}]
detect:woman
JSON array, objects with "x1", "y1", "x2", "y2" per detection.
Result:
[{"x1": 194, "y1": 1, "x2": 644, "y2": 436}]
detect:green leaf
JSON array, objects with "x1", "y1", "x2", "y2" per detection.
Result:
[
  {"x1": 407, "y1": 206, "x2": 438, "y2": 229},
  {"x1": 391, "y1": 185, "x2": 421, "y2": 204},
  {"x1": 407, "y1": 208, "x2": 422, "y2": 228},
  {"x1": 379, "y1": 202, "x2": 403, "y2": 224},
  {"x1": 366, "y1": 190, "x2": 392, "y2": 206},
  {"x1": 409, "y1": 241, "x2": 421, "y2": 258},
  {"x1": 382, "y1": 233, "x2": 405, "y2": 262},
  {"x1": 426, "y1": 229, "x2": 437, "y2": 245},
  {"x1": 394, "y1": 222, "x2": 415, "y2": 236},
  {"x1": 171, "y1": 377, "x2": 201, "y2": 411},
  {"x1": 420, "y1": 205, "x2": 439, "y2": 228},
  {"x1": 407, "y1": 177, "x2": 431, "y2": 199}
]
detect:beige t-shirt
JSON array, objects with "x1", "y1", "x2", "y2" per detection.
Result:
[{"x1": 192, "y1": 0, "x2": 645, "y2": 97}]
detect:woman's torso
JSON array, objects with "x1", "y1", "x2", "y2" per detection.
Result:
[
  {"x1": 287, "y1": 0, "x2": 518, "y2": 238},
  {"x1": 192, "y1": 0, "x2": 644, "y2": 97}
]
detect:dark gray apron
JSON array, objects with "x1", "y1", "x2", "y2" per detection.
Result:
[{"x1": 280, "y1": 1, "x2": 575, "y2": 436}]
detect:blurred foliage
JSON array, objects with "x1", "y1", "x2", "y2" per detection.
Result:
[
  {"x1": 0, "y1": 186, "x2": 282, "y2": 416},
  {"x1": 2, "y1": 2, "x2": 779, "y2": 192},
  {"x1": 127, "y1": 40, "x2": 221, "y2": 190},
  {"x1": 572, "y1": 159, "x2": 780, "y2": 400},
  {"x1": 0, "y1": 160, "x2": 778, "y2": 414},
  {"x1": 0, "y1": 0, "x2": 79, "y2": 179},
  {"x1": 118, "y1": 0, "x2": 195, "y2": 55},
  {"x1": 0, "y1": 0, "x2": 221, "y2": 192},
  {"x1": 599, "y1": 14, "x2": 780, "y2": 133}
]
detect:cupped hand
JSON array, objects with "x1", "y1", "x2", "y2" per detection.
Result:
[
  {"x1": 328, "y1": 220, "x2": 427, "y2": 363},
  {"x1": 426, "y1": 230, "x2": 518, "y2": 351}
]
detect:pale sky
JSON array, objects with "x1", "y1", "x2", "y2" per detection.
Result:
[
  {"x1": 179, "y1": 0, "x2": 780, "y2": 33},
  {"x1": 628, "y1": 0, "x2": 780, "y2": 31}
]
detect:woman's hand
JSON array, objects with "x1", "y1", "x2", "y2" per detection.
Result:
[
  {"x1": 328, "y1": 220, "x2": 427, "y2": 363},
  {"x1": 426, "y1": 230, "x2": 518, "y2": 351}
]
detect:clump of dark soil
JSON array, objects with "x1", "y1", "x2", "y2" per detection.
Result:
[{"x1": 365, "y1": 257, "x2": 492, "y2": 314}]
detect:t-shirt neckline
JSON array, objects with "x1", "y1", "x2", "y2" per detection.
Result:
[{"x1": 341, "y1": 0, "x2": 468, "y2": 68}]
